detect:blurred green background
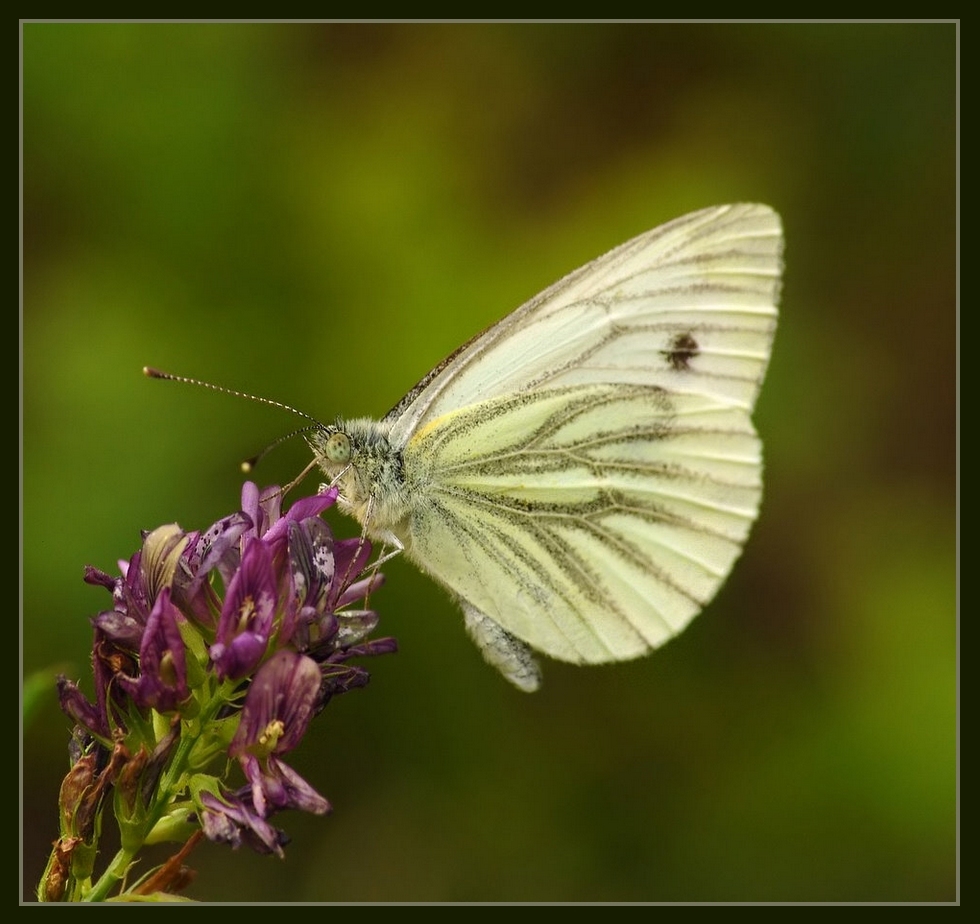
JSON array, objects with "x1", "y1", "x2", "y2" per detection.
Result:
[{"x1": 22, "y1": 23, "x2": 956, "y2": 902}]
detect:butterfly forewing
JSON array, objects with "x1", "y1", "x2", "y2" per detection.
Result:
[{"x1": 385, "y1": 203, "x2": 781, "y2": 446}]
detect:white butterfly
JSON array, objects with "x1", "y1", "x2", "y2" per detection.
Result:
[{"x1": 310, "y1": 203, "x2": 782, "y2": 691}]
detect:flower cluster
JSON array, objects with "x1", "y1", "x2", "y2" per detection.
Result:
[{"x1": 41, "y1": 483, "x2": 396, "y2": 902}]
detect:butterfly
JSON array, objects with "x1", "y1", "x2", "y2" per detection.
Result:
[{"x1": 309, "y1": 204, "x2": 782, "y2": 691}]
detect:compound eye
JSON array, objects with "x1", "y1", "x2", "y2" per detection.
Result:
[{"x1": 323, "y1": 431, "x2": 351, "y2": 464}]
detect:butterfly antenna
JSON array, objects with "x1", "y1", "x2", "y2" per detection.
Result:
[
  {"x1": 145, "y1": 367, "x2": 332, "y2": 481},
  {"x1": 242, "y1": 425, "x2": 321, "y2": 473},
  {"x1": 144, "y1": 367, "x2": 324, "y2": 426}
]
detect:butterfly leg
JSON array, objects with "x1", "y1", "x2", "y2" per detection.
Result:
[{"x1": 372, "y1": 536, "x2": 405, "y2": 568}]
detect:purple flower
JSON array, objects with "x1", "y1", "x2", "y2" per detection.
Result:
[
  {"x1": 229, "y1": 650, "x2": 330, "y2": 818},
  {"x1": 283, "y1": 517, "x2": 385, "y2": 659},
  {"x1": 52, "y1": 480, "x2": 397, "y2": 886},
  {"x1": 230, "y1": 650, "x2": 321, "y2": 759},
  {"x1": 173, "y1": 512, "x2": 252, "y2": 627},
  {"x1": 209, "y1": 540, "x2": 278, "y2": 680},
  {"x1": 239, "y1": 753, "x2": 331, "y2": 819},
  {"x1": 58, "y1": 623, "x2": 141, "y2": 740},
  {"x1": 89, "y1": 525, "x2": 190, "y2": 639},
  {"x1": 115, "y1": 588, "x2": 189, "y2": 713},
  {"x1": 259, "y1": 485, "x2": 338, "y2": 547},
  {"x1": 198, "y1": 791, "x2": 289, "y2": 858},
  {"x1": 57, "y1": 677, "x2": 109, "y2": 740}
]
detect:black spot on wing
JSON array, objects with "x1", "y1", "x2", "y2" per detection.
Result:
[{"x1": 662, "y1": 331, "x2": 700, "y2": 371}]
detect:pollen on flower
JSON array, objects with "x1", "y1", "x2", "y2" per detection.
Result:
[
  {"x1": 158, "y1": 650, "x2": 179, "y2": 689},
  {"x1": 236, "y1": 595, "x2": 257, "y2": 633},
  {"x1": 258, "y1": 719, "x2": 285, "y2": 753}
]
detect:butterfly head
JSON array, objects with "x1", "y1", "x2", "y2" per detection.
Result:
[{"x1": 307, "y1": 419, "x2": 412, "y2": 545}]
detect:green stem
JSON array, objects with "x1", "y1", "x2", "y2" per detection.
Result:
[
  {"x1": 82, "y1": 684, "x2": 232, "y2": 902},
  {"x1": 82, "y1": 844, "x2": 137, "y2": 903}
]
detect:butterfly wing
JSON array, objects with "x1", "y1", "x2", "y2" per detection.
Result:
[
  {"x1": 401, "y1": 381, "x2": 763, "y2": 664},
  {"x1": 383, "y1": 203, "x2": 782, "y2": 688},
  {"x1": 385, "y1": 203, "x2": 781, "y2": 445}
]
